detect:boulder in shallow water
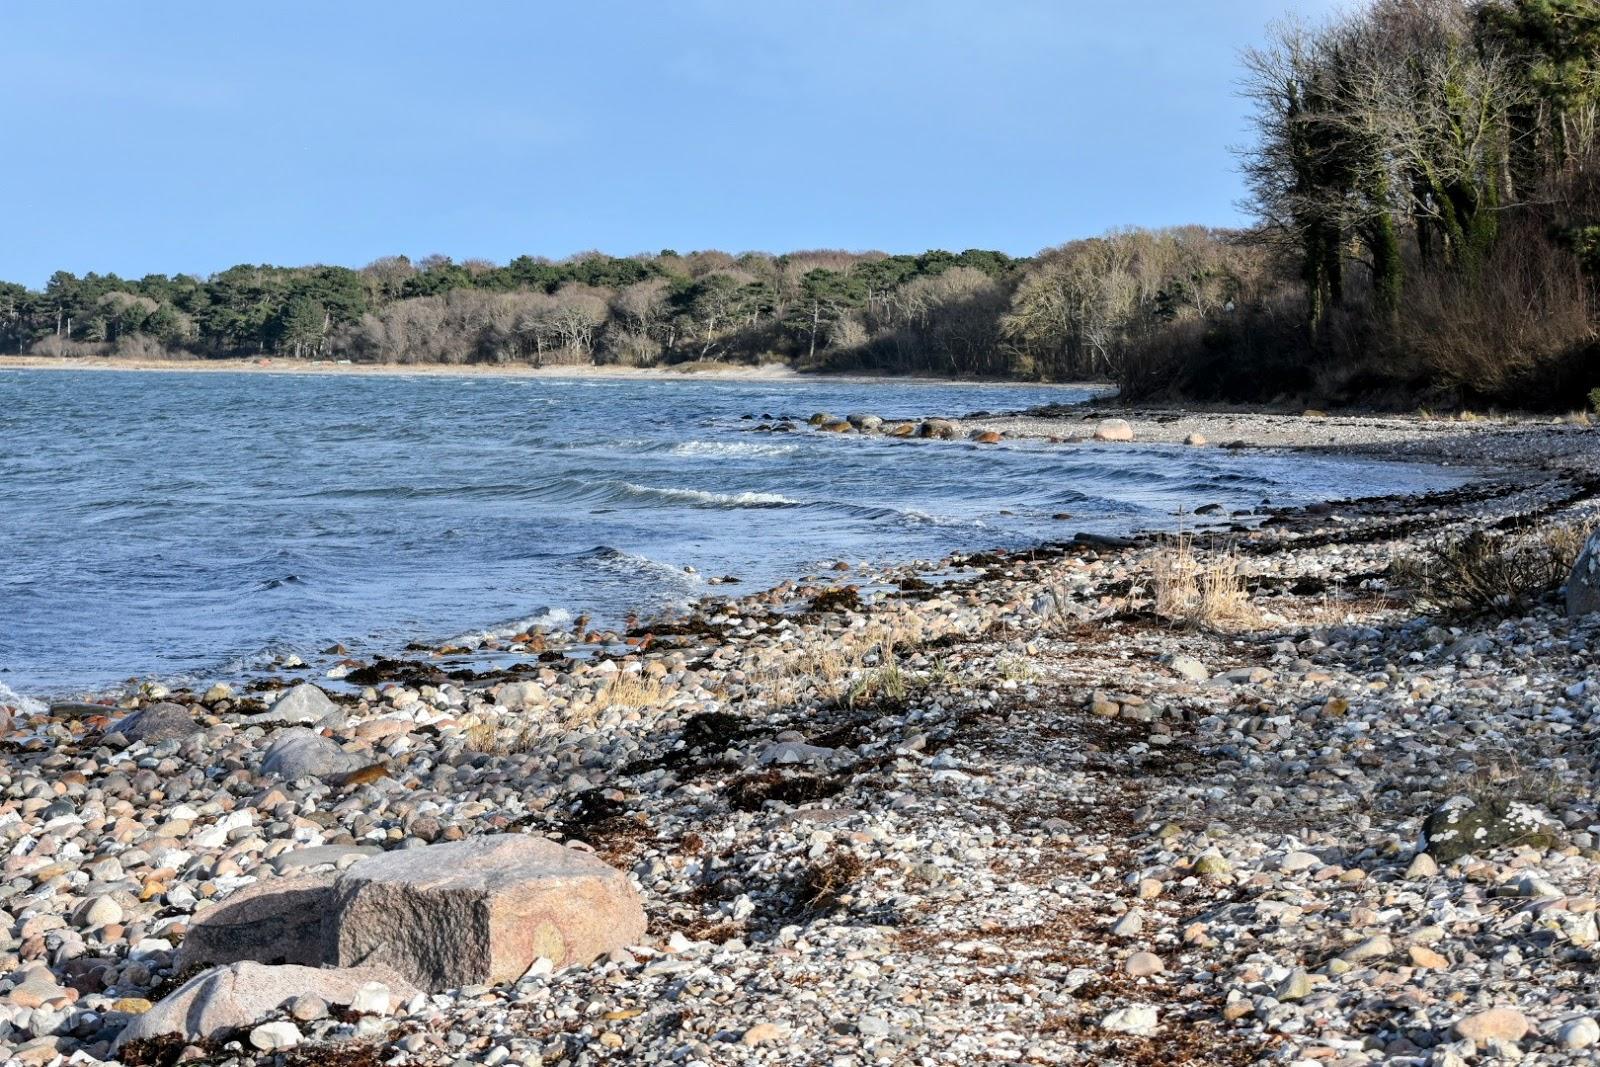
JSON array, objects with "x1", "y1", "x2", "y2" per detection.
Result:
[
  {"x1": 257, "y1": 683, "x2": 344, "y2": 727},
  {"x1": 1567, "y1": 528, "x2": 1600, "y2": 617},
  {"x1": 331, "y1": 835, "x2": 646, "y2": 991},
  {"x1": 113, "y1": 961, "x2": 415, "y2": 1049},
  {"x1": 261, "y1": 728, "x2": 364, "y2": 781},
  {"x1": 1421, "y1": 795, "x2": 1559, "y2": 862},
  {"x1": 1094, "y1": 418, "x2": 1134, "y2": 442},
  {"x1": 180, "y1": 872, "x2": 336, "y2": 969},
  {"x1": 114, "y1": 701, "x2": 200, "y2": 743}
]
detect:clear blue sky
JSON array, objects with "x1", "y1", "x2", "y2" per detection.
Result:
[{"x1": 0, "y1": 1, "x2": 1335, "y2": 287}]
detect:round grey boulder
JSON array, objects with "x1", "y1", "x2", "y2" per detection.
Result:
[
  {"x1": 256, "y1": 683, "x2": 345, "y2": 727},
  {"x1": 114, "y1": 701, "x2": 201, "y2": 743},
  {"x1": 261, "y1": 728, "x2": 364, "y2": 780}
]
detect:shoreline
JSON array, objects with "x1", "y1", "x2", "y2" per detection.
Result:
[
  {"x1": 5, "y1": 413, "x2": 1600, "y2": 1064},
  {"x1": 5, "y1": 408, "x2": 1567, "y2": 706},
  {"x1": 0, "y1": 353, "x2": 1109, "y2": 392}
]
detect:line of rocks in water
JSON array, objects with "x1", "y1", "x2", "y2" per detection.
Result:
[
  {"x1": 5, "y1": 417, "x2": 1600, "y2": 1066},
  {"x1": 742, "y1": 411, "x2": 1177, "y2": 447}
]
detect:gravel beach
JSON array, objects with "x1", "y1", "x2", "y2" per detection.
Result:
[{"x1": 5, "y1": 410, "x2": 1600, "y2": 1067}]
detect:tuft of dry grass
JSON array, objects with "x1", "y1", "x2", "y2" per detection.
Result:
[
  {"x1": 994, "y1": 655, "x2": 1037, "y2": 682},
  {"x1": 779, "y1": 620, "x2": 924, "y2": 707},
  {"x1": 1437, "y1": 748, "x2": 1569, "y2": 814},
  {"x1": 1151, "y1": 536, "x2": 1257, "y2": 630},
  {"x1": 1396, "y1": 521, "x2": 1589, "y2": 617},
  {"x1": 847, "y1": 656, "x2": 907, "y2": 709},
  {"x1": 562, "y1": 668, "x2": 667, "y2": 728},
  {"x1": 463, "y1": 713, "x2": 506, "y2": 753},
  {"x1": 597, "y1": 669, "x2": 665, "y2": 708}
]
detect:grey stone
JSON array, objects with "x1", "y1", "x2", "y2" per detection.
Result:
[
  {"x1": 113, "y1": 962, "x2": 417, "y2": 1048},
  {"x1": 274, "y1": 844, "x2": 381, "y2": 872},
  {"x1": 257, "y1": 683, "x2": 345, "y2": 727},
  {"x1": 1567, "y1": 528, "x2": 1600, "y2": 616},
  {"x1": 757, "y1": 741, "x2": 835, "y2": 766},
  {"x1": 1558, "y1": 1017, "x2": 1600, "y2": 1050},
  {"x1": 288, "y1": 994, "x2": 328, "y2": 1022},
  {"x1": 261, "y1": 728, "x2": 364, "y2": 780},
  {"x1": 114, "y1": 702, "x2": 200, "y2": 743},
  {"x1": 496, "y1": 681, "x2": 547, "y2": 709}
]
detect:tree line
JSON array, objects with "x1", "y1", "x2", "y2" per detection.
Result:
[
  {"x1": 0, "y1": 237, "x2": 1261, "y2": 382},
  {"x1": 4, "y1": 0, "x2": 1595, "y2": 407},
  {"x1": 1208, "y1": 0, "x2": 1600, "y2": 407}
]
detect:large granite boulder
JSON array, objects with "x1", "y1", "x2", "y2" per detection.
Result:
[
  {"x1": 113, "y1": 962, "x2": 415, "y2": 1049},
  {"x1": 256, "y1": 683, "x2": 345, "y2": 727},
  {"x1": 114, "y1": 702, "x2": 201, "y2": 743},
  {"x1": 1420, "y1": 795, "x2": 1560, "y2": 863},
  {"x1": 179, "y1": 873, "x2": 336, "y2": 970},
  {"x1": 1567, "y1": 528, "x2": 1600, "y2": 617},
  {"x1": 261, "y1": 728, "x2": 364, "y2": 780},
  {"x1": 331, "y1": 835, "x2": 646, "y2": 991}
]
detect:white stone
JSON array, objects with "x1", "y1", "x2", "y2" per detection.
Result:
[
  {"x1": 349, "y1": 981, "x2": 392, "y2": 1016},
  {"x1": 1094, "y1": 418, "x2": 1134, "y2": 442},
  {"x1": 1101, "y1": 1005, "x2": 1159, "y2": 1036},
  {"x1": 1558, "y1": 1017, "x2": 1600, "y2": 1050},
  {"x1": 249, "y1": 1021, "x2": 302, "y2": 1050}
]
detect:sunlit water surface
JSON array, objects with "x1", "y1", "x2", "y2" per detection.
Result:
[{"x1": 0, "y1": 369, "x2": 1463, "y2": 696}]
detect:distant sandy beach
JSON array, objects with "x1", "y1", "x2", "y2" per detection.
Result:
[
  {"x1": 0, "y1": 355, "x2": 805, "y2": 381},
  {"x1": 0, "y1": 355, "x2": 1114, "y2": 393}
]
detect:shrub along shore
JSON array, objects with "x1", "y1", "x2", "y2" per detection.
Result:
[{"x1": 4, "y1": 411, "x2": 1600, "y2": 1064}]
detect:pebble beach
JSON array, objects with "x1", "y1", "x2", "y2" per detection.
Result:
[{"x1": 5, "y1": 408, "x2": 1600, "y2": 1067}]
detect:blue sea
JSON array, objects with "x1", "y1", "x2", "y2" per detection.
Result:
[{"x1": 0, "y1": 369, "x2": 1461, "y2": 696}]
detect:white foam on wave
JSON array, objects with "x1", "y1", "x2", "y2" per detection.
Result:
[
  {"x1": 621, "y1": 483, "x2": 800, "y2": 507},
  {"x1": 898, "y1": 508, "x2": 990, "y2": 529},
  {"x1": 449, "y1": 607, "x2": 575, "y2": 647},
  {"x1": 0, "y1": 681, "x2": 45, "y2": 715},
  {"x1": 669, "y1": 440, "x2": 799, "y2": 459}
]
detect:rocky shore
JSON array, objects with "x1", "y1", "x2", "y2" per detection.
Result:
[{"x1": 5, "y1": 410, "x2": 1600, "y2": 1067}]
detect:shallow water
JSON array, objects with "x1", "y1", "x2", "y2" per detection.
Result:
[{"x1": 0, "y1": 369, "x2": 1461, "y2": 696}]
